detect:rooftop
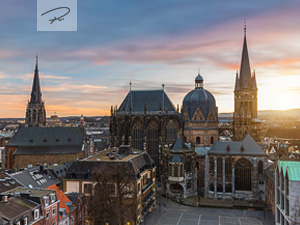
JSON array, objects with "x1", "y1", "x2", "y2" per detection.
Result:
[
  {"x1": 278, "y1": 160, "x2": 300, "y2": 181},
  {"x1": 2, "y1": 187, "x2": 55, "y2": 197}
]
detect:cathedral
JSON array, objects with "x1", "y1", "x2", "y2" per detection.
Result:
[
  {"x1": 110, "y1": 27, "x2": 266, "y2": 201},
  {"x1": 25, "y1": 56, "x2": 46, "y2": 127}
]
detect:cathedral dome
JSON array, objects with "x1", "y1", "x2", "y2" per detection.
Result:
[{"x1": 182, "y1": 74, "x2": 218, "y2": 120}]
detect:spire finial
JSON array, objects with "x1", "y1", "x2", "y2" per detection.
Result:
[
  {"x1": 129, "y1": 81, "x2": 132, "y2": 91},
  {"x1": 244, "y1": 18, "x2": 247, "y2": 34},
  {"x1": 162, "y1": 84, "x2": 165, "y2": 90},
  {"x1": 198, "y1": 68, "x2": 200, "y2": 75}
]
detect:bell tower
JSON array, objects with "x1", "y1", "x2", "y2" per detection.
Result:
[
  {"x1": 233, "y1": 24, "x2": 259, "y2": 141},
  {"x1": 25, "y1": 55, "x2": 46, "y2": 127}
]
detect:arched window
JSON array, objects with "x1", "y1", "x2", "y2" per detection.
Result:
[
  {"x1": 196, "y1": 137, "x2": 200, "y2": 144},
  {"x1": 209, "y1": 183, "x2": 214, "y2": 192},
  {"x1": 235, "y1": 158, "x2": 252, "y2": 191},
  {"x1": 217, "y1": 157, "x2": 222, "y2": 176},
  {"x1": 211, "y1": 136, "x2": 214, "y2": 144},
  {"x1": 258, "y1": 160, "x2": 263, "y2": 174},
  {"x1": 225, "y1": 158, "x2": 232, "y2": 176},
  {"x1": 217, "y1": 183, "x2": 222, "y2": 192},
  {"x1": 173, "y1": 164, "x2": 178, "y2": 177},
  {"x1": 209, "y1": 157, "x2": 214, "y2": 174},
  {"x1": 165, "y1": 119, "x2": 178, "y2": 145},
  {"x1": 132, "y1": 119, "x2": 143, "y2": 150},
  {"x1": 185, "y1": 156, "x2": 193, "y2": 172}
]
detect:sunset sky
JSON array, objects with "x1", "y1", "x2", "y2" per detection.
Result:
[{"x1": 1, "y1": 0, "x2": 300, "y2": 117}]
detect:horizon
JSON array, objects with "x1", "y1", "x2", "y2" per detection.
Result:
[{"x1": 1, "y1": 0, "x2": 300, "y2": 117}]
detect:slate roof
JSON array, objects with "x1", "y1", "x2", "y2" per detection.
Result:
[
  {"x1": 0, "y1": 196, "x2": 39, "y2": 221},
  {"x1": 6, "y1": 127, "x2": 85, "y2": 147},
  {"x1": 264, "y1": 128, "x2": 300, "y2": 139},
  {"x1": 278, "y1": 160, "x2": 300, "y2": 181},
  {"x1": 66, "y1": 151, "x2": 155, "y2": 180},
  {"x1": 30, "y1": 56, "x2": 42, "y2": 104},
  {"x1": 0, "y1": 172, "x2": 22, "y2": 194},
  {"x1": 11, "y1": 166, "x2": 60, "y2": 189},
  {"x1": 208, "y1": 134, "x2": 267, "y2": 156},
  {"x1": 195, "y1": 146, "x2": 211, "y2": 156},
  {"x1": 170, "y1": 138, "x2": 189, "y2": 151},
  {"x1": 118, "y1": 90, "x2": 176, "y2": 113},
  {"x1": 169, "y1": 155, "x2": 184, "y2": 163},
  {"x1": 182, "y1": 87, "x2": 218, "y2": 120}
]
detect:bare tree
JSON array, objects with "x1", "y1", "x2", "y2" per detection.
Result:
[{"x1": 88, "y1": 164, "x2": 138, "y2": 225}]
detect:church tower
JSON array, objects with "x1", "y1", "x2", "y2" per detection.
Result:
[
  {"x1": 233, "y1": 25, "x2": 260, "y2": 141},
  {"x1": 25, "y1": 56, "x2": 46, "y2": 127}
]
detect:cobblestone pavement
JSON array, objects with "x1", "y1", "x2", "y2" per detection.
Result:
[{"x1": 144, "y1": 196, "x2": 274, "y2": 225}]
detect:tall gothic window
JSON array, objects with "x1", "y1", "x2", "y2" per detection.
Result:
[
  {"x1": 132, "y1": 119, "x2": 143, "y2": 150},
  {"x1": 196, "y1": 137, "x2": 200, "y2": 144},
  {"x1": 235, "y1": 158, "x2": 252, "y2": 191},
  {"x1": 209, "y1": 157, "x2": 214, "y2": 174},
  {"x1": 148, "y1": 120, "x2": 159, "y2": 168},
  {"x1": 165, "y1": 119, "x2": 178, "y2": 145},
  {"x1": 258, "y1": 160, "x2": 263, "y2": 174},
  {"x1": 211, "y1": 137, "x2": 214, "y2": 144},
  {"x1": 217, "y1": 157, "x2": 222, "y2": 176},
  {"x1": 225, "y1": 158, "x2": 232, "y2": 176}
]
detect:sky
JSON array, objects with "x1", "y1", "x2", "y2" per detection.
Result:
[{"x1": 1, "y1": 0, "x2": 300, "y2": 117}]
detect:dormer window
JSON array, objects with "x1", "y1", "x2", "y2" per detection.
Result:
[
  {"x1": 44, "y1": 196, "x2": 49, "y2": 206},
  {"x1": 226, "y1": 145, "x2": 230, "y2": 152},
  {"x1": 34, "y1": 209, "x2": 39, "y2": 220},
  {"x1": 240, "y1": 145, "x2": 245, "y2": 152},
  {"x1": 51, "y1": 193, "x2": 56, "y2": 203},
  {"x1": 24, "y1": 217, "x2": 28, "y2": 225}
]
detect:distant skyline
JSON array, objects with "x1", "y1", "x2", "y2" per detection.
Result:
[{"x1": 1, "y1": 0, "x2": 300, "y2": 117}]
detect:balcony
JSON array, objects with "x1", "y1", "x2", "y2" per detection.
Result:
[{"x1": 142, "y1": 179, "x2": 154, "y2": 193}]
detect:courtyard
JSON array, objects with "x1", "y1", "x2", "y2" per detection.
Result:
[{"x1": 144, "y1": 196, "x2": 274, "y2": 225}]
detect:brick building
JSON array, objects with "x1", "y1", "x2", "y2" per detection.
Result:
[{"x1": 4, "y1": 127, "x2": 86, "y2": 170}]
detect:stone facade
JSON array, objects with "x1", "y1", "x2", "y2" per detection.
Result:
[
  {"x1": 162, "y1": 138, "x2": 197, "y2": 201},
  {"x1": 204, "y1": 135, "x2": 268, "y2": 201}
]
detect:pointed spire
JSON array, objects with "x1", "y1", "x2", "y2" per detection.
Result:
[
  {"x1": 30, "y1": 55, "x2": 42, "y2": 104},
  {"x1": 239, "y1": 21, "x2": 252, "y2": 89},
  {"x1": 234, "y1": 71, "x2": 240, "y2": 91},
  {"x1": 252, "y1": 69, "x2": 257, "y2": 90}
]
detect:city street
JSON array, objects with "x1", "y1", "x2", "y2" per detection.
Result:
[{"x1": 145, "y1": 197, "x2": 274, "y2": 225}]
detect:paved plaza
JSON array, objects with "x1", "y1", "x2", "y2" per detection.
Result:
[{"x1": 145, "y1": 196, "x2": 274, "y2": 225}]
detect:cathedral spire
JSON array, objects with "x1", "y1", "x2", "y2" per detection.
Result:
[
  {"x1": 234, "y1": 71, "x2": 240, "y2": 91},
  {"x1": 239, "y1": 23, "x2": 252, "y2": 89},
  {"x1": 30, "y1": 55, "x2": 42, "y2": 104}
]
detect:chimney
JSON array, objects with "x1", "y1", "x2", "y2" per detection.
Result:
[{"x1": 2, "y1": 196, "x2": 8, "y2": 203}]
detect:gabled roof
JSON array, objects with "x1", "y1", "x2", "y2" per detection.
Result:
[
  {"x1": 6, "y1": 127, "x2": 85, "y2": 147},
  {"x1": 277, "y1": 160, "x2": 300, "y2": 181},
  {"x1": 46, "y1": 184, "x2": 74, "y2": 220},
  {"x1": 118, "y1": 90, "x2": 176, "y2": 113},
  {"x1": 208, "y1": 134, "x2": 267, "y2": 156}
]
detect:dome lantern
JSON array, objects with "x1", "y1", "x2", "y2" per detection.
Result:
[{"x1": 195, "y1": 73, "x2": 203, "y2": 89}]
